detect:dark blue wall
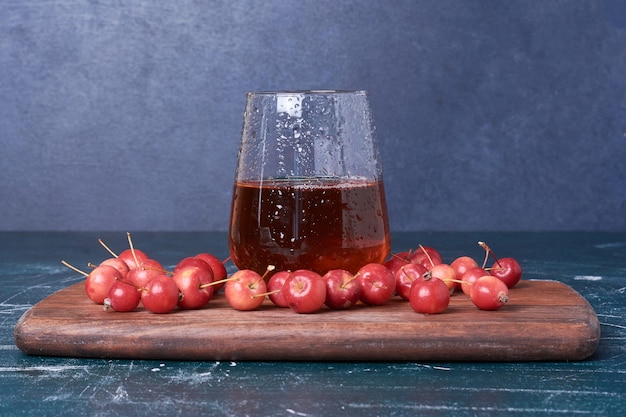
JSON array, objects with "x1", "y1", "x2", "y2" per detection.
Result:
[{"x1": 1, "y1": 0, "x2": 624, "y2": 231}]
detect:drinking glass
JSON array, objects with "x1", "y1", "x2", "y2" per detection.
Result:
[{"x1": 228, "y1": 90, "x2": 390, "y2": 275}]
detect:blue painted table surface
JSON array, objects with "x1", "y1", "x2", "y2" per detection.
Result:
[{"x1": 1, "y1": 231, "x2": 625, "y2": 416}]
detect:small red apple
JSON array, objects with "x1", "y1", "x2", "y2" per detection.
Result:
[
  {"x1": 126, "y1": 259, "x2": 166, "y2": 288},
  {"x1": 355, "y1": 263, "x2": 396, "y2": 306},
  {"x1": 409, "y1": 276, "x2": 450, "y2": 314},
  {"x1": 490, "y1": 258, "x2": 523, "y2": 289},
  {"x1": 409, "y1": 245, "x2": 443, "y2": 269},
  {"x1": 478, "y1": 241, "x2": 523, "y2": 288},
  {"x1": 174, "y1": 256, "x2": 212, "y2": 274},
  {"x1": 323, "y1": 269, "x2": 360, "y2": 310},
  {"x1": 383, "y1": 251, "x2": 413, "y2": 275},
  {"x1": 104, "y1": 279, "x2": 141, "y2": 312},
  {"x1": 460, "y1": 267, "x2": 489, "y2": 296},
  {"x1": 450, "y1": 256, "x2": 478, "y2": 291},
  {"x1": 117, "y1": 248, "x2": 150, "y2": 270},
  {"x1": 281, "y1": 269, "x2": 326, "y2": 314},
  {"x1": 85, "y1": 264, "x2": 122, "y2": 304},
  {"x1": 394, "y1": 263, "x2": 427, "y2": 300},
  {"x1": 428, "y1": 263, "x2": 457, "y2": 291},
  {"x1": 224, "y1": 269, "x2": 267, "y2": 311},
  {"x1": 172, "y1": 266, "x2": 214, "y2": 310},
  {"x1": 470, "y1": 275, "x2": 509, "y2": 310},
  {"x1": 99, "y1": 258, "x2": 130, "y2": 279},
  {"x1": 194, "y1": 253, "x2": 229, "y2": 291},
  {"x1": 267, "y1": 271, "x2": 291, "y2": 307},
  {"x1": 141, "y1": 274, "x2": 180, "y2": 314}
]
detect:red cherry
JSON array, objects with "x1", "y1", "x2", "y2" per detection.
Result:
[
  {"x1": 355, "y1": 263, "x2": 395, "y2": 306},
  {"x1": 62, "y1": 260, "x2": 118, "y2": 305},
  {"x1": 490, "y1": 258, "x2": 523, "y2": 289},
  {"x1": 409, "y1": 245, "x2": 443, "y2": 269},
  {"x1": 409, "y1": 276, "x2": 450, "y2": 314},
  {"x1": 141, "y1": 274, "x2": 180, "y2": 314},
  {"x1": 428, "y1": 263, "x2": 457, "y2": 291},
  {"x1": 117, "y1": 248, "x2": 150, "y2": 270},
  {"x1": 194, "y1": 253, "x2": 228, "y2": 291},
  {"x1": 104, "y1": 280, "x2": 141, "y2": 312},
  {"x1": 281, "y1": 270, "x2": 327, "y2": 314},
  {"x1": 126, "y1": 259, "x2": 166, "y2": 288},
  {"x1": 174, "y1": 256, "x2": 212, "y2": 274},
  {"x1": 394, "y1": 263, "x2": 427, "y2": 300},
  {"x1": 99, "y1": 258, "x2": 130, "y2": 279},
  {"x1": 450, "y1": 256, "x2": 478, "y2": 291},
  {"x1": 478, "y1": 241, "x2": 523, "y2": 288},
  {"x1": 460, "y1": 267, "x2": 489, "y2": 296},
  {"x1": 470, "y1": 275, "x2": 509, "y2": 311},
  {"x1": 383, "y1": 251, "x2": 413, "y2": 275},
  {"x1": 85, "y1": 265, "x2": 123, "y2": 304},
  {"x1": 172, "y1": 266, "x2": 214, "y2": 310},
  {"x1": 323, "y1": 269, "x2": 360, "y2": 310},
  {"x1": 224, "y1": 269, "x2": 267, "y2": 311},
  {"x1": 267, "y1": 271, "x2": 291, "y2": 308}
]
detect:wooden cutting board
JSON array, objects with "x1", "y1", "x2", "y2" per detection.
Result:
[{"x1": 14, "y1": 279, "x2": 600, "y2": 362}]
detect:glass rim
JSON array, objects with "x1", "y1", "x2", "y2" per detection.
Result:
[{"x1": 246, "y1": 89, "x2": 367, "y2": 96}]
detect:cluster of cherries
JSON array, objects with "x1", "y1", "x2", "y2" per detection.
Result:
[
  {"x1": 62, "y1": 233, "x2": 228, "y2": 314},
  {"x1": 62, "y1": 233, "x2": 522, "y2": 315},
  {"x1": 384, "y1": 242, "x2": 522, "y2": 314}
]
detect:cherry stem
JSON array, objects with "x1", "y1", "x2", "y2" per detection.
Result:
[
  {"x1": 341, "y1": 275, "x2": 358, "y2": 289},
  {"x1": 418, "y1": 244, "x2": 435, "y2": 267},
  {"x1": 61, "y1": 260, "x2": 88, "y2": 277},
  {"x1": 98, "y1": 238, "x2": 118, "y2": 258},
  {"x1": 260, "y1": 265, "x2": 276, "y2": 280},
  {"x1": 200, "y1": 276, "x2": 233, "y2": 288},
  {"x1": 442, "y1": 278, "x2": 466, "y2": 285},
  {"x1": 478, "y1": 241, "x2": 502, "y2": 268},
  {"x1": 389, "y1": 250, "x2": 413, "y2": 261},
  {"x1": 127, "y1": 232, "x2": 140, "y2": 267},
  {"x1": 252, "y1": 289, "x2": 281, "y2": 298},
  {"x1": 222, "y1": 256, "x2": 231, "y2": 264},
  {"x1": 115, "y1": 276, "x2": 140, "y2": 289},
  {"x1": 200, "y1": 265, "x2": 276, "y2": 289},
  {"x1": 400, "y1": 267, "x2": 419, "y2": 282}
]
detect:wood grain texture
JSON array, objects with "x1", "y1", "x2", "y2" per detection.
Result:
[{"x1": 14, "y1": 279, "x2": 600, "y2": 362}]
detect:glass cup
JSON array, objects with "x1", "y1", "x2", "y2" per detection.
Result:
[{"x1": 228, "y1": 90, "x2": 390, "y2": 275}]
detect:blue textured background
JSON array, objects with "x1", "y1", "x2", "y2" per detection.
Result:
[{"x1": 1, "y1": 0, "x2": 624, "y2": 232}]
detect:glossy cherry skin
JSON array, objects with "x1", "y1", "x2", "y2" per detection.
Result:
[
  {"x1": 141, "y1": 274, "x2": 180, "y2": 314},
  {"x1": 395, "y1": 263, "x2": 427, "y2": 300},
  {"x1": 281, "y1": 270, "x2": 327, "y2": 314},
  {"x1": 356, "y1": 263, "x2": 396, "y2": 306},
  {"x1": 490, "y1": 258, "x2": 522, "y2": 288},
  {"x1": 105, "y1": 280, "x2": 141, "y2": 312},
  {"x1": 470, "y1": 275, "x2": 509, "y2": 310},
  {"x1": 323, "y1": 269, "x2": 360, "y2": 310},
  {"x1": 85, "y1": 265, "x2": 122, "y2": 304},
  {"x1": 409, "y1": 277, "x2": 450, "y2": 314}
]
